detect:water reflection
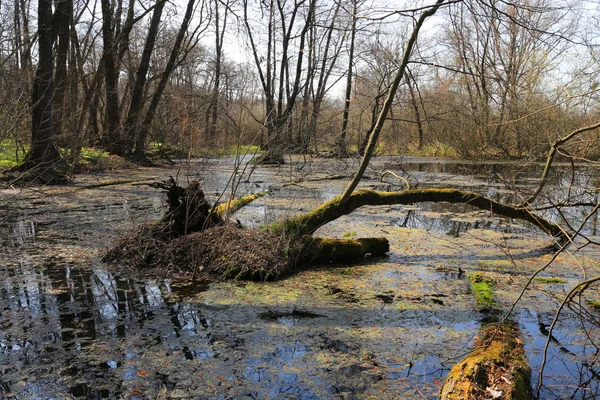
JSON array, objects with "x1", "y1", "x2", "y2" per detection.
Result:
[
  {"x1": 377, "y1": 162, "x2": 600, "y2": 237},
  {"x1": 0, "y1": 261, "x2": 213, "y2": 398},
  {"x1": 519, "y1": 309, "x2": 600, "y2": 399}
]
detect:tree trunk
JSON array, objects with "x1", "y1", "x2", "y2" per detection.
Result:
[
  {"x1": 23, "y1": 0, "x2": 62, "y2": 172},
  {"x1": 285, "y1": 188, "x2": 567, "y2": 242},
  {"x1": 406, "y1": 75, "x2": 424, "y2": 150},
  {"x1": 52, "y1": 0, "x2": 73, "y2": 146},
  {"x1": 124, "y1": 0, "x2": 166, "y2": 157},
  {"x1": 337, "y1": 0, "x2": 358, "y2": 158},
  {"x1": 135, "y1": 0, "x2": 198, "y2": 158},
  {"x1": 101, "y1": 0, "x2": 122, "y2": 155}
]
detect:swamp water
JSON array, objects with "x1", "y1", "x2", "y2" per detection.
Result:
[{"x1": 1, "y1": 156, "x2": 599, "y2": 399}]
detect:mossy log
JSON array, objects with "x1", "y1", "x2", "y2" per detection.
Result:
[
  {"x1": 285, "y1": 189, "x2": 567, "y2": 242},
  {"x1": 298, "y1": 236, "x2": 389, "y2": 264},
  {"x1": 441, "y1": 322, "x2": 531, "y2": 400},
  {"x1": 212, "y1": 190, "x2": 269, "y2": 220}
]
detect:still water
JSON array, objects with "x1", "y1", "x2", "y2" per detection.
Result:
[{"x1": 1, "y1": 156, "x2": 599, "y2": 399}]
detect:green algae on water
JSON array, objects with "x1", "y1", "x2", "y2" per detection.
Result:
[{"x1": 469, "y1": 272, "x2": 496, "y2": 311}]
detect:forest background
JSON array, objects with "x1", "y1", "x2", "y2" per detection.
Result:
[{"x1": 1, "y1": 0, "x2": 600, "y2": 176}]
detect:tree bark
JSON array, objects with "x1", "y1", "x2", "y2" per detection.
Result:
[
  {"x1": 52, "y1": 0, "x2": 73, "y2": 145},
  {"x1": 135, "y1": 0, "x2": 198, "y2": 158},
  {"x1": 101, "y1": 0, "x2": 122, "y2": 154},
  {"x1": 337, "y1": 0, "x2": 358, "y2": 158},
  {"x1": 24, "y1": 0, "x2": 62, "y2": 171},
  {"x1": 123, "y1": 0, "x2": 166, "y2": 157}
]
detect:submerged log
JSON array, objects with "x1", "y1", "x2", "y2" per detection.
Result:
[
  {"x1": 441, "y1": 322, "x2": 531, "y2": 400},
  {"x1": 285, "y1": 189, "x2": 567, "y2": 242},
  {"x1": 299, "y1": 236, "x2": 389, "y2": 264}
]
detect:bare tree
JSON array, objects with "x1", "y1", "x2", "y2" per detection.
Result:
[{"x1": 241, "y1": 0, "x2": 316, "y2": 164}]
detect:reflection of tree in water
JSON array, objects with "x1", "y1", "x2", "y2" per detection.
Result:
[
  {"x1": 243, "y1": 341, "x2": 320, "y2": 398},
  {"x1": 0, "y1": 261, "x2": 212, "y2": 397},
  {"x1": 383, "y1": 163, "x2": 600, "y2": 237},
  {"x1": 391, "y1": 205, "x2": 518, "y2": 236},
  {"x1": 520, "y1": 309, "x2": 600, "y2": 400}
]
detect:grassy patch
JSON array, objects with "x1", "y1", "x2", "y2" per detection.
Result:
[
  {"x1": 533, "y1": 277, "x2": 566, "y2": 284},
  {"x1": 407, "y1": 142, "x2": 458, "y2": 158},
  {"x1": 586, "y1": 299, "x2": 600, "y2": 312},
  {"x1": 342, "y1": 231, "x2": 357, "y2": 238},
  {"x1": 469, "y1": 272, "x2": 496, "y2": 310},
  {"x1": 80, "y1": 147, "x2": 108, "y2": 161},
  {"x1": 0, "y1": 140, "x2": 28, "y2": 168},
  {"x1": 198, "y1": 144, "x2": 262, "y2": 157},
  {"x1": 477, "y1": 260, "x2": 513, "y2": 271}
]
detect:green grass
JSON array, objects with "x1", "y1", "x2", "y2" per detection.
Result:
[
  {"x1": 408, "y1": 142, "x2": 458, "y2": 158},
  {"x1": 198, "y1": 144, "x2": 263, "y2": 157},
  {"x1": 0, "y1": 140, "x2": 28, "y2": 168},
  {"x1": 67, "y1": 147, "x2": 109, "y2": 164},
  {"x1": 342, "y1": 231, "x2": 357, "y2": 238},
  {"x1": 0, "y1": 139, "x2": 113, "y2": 170}
]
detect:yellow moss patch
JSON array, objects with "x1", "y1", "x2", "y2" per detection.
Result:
[
  {"x1": 212, "y1": 191, "x2": 269, "y2": 219},
  {"x1": 441, "y1": 322, "x2": 530, "y2": 400}
]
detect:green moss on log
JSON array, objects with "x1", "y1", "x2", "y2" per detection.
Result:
[
  {"x1": 285, "y1": 189, "x2": 567, "y2": 242},
  {"x1": 212, "y1": 190, "x2": 269, "y2": 220},
  {"x1": 441, "y1": 322, "x2": 531, "y2": 400},
  {"x1": 469, "y1": 272, "x2": 497, "y2": 311},
  {"x1": 299, "y1": 236, "x2": 389, "y2": 264}
]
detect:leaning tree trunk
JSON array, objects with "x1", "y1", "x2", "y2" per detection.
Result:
[
  {"x1": 124, "y1": 0, "x2": 166, "y2": 158},
  {"x1": 285, "y1": 189, "x2": 568, "y2": 242}
]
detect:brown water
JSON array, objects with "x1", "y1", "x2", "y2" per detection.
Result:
[{"x1": 1, "y1": 156, "x2": 599, "y2": 399}]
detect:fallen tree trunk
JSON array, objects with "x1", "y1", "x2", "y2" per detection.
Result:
[
  {"x1": 285, "y1": 189, "x2": 567, "y2": 242},
  {"x1": 106, "y1": 183, "x2": 568, "y2": 282},
  {"x1": 441, "y1": 322, "x2": 531, "y2": 400},
  {"x1": 212, "y1": 190, "x2": 270, "y2": 220}
]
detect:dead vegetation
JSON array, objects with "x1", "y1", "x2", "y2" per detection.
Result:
[
  {"x1": 103, "y1": 178, "x2": 389, "y2": 281},
  {"x1": 103, "y1": 222, "x2": 299, "y2": 281}
]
